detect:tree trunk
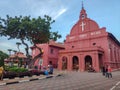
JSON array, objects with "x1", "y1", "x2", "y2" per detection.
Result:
[
  {"x1": 21, "y1": 39, "x2": 30, "y2": 57},
  {"x1": 28, "y1": 44, "x2": 43, "y2": 68}
]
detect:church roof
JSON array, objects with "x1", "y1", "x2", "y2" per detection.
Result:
[{"x1": 108, "y1": 33, "x2": 120, "y2": 46}]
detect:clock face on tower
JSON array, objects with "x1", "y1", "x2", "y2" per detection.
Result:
[{"x1": 82, "y1": 14, "x2": 85, "y2": 19}]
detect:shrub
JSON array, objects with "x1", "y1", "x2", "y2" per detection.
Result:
[
  {"x1": 3, "y1": 66, "x2": 29, "y2": 78},
  {"x1": 5, "y1": 66, "x2": 28, "y2": 73}
]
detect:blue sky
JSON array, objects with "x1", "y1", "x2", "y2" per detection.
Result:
[{"x1": 0, "y1": 0, "x2": 120, "y2": 54}]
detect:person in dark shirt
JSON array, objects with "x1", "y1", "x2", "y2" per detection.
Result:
[
  {"x1": 102, "y1": 66, "x2": 106, "y2": 76},
  {"x1": 48, "y1": 64, "x2": 53, "y2": 74},
  {"x1": 105, "y1": 66, "x2": 108, "y2": 78}
]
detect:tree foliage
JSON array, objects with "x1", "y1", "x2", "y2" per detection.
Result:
[
  {"x1": 0, "y1": 50, "x2": 9, "y2": 66},
  {"x1": 0, "y1": 15, "x2": 61, "y2": 67},
  {"x1": 0, "y1": 15, "x2": 61, "y2": 44}
]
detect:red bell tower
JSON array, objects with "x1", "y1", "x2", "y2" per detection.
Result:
[{"x1": 79, "y1": 2, "x2": 87, "y2": 20}]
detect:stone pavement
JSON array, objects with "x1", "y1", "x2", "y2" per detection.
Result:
[{"x1": 0, "y1": 70, "x2": 120, "y2": 90}]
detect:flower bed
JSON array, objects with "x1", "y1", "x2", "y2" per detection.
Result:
[
  {"x1": 4, "y1": 71, "x2": 33, "y2": 78},
  {"x1": 3, "y1": 66, "x2": 30, "y2": 78},
  {"x1": 3, "y1": 66, "x2": 46, "y2": 79}
]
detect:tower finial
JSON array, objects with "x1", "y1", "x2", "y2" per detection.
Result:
[{"x1": 82, "y1": 1, "x2": 84, "y2": 9}]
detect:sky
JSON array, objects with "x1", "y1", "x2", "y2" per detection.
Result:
[{"x1": 0, "y1": 0, "x2": 120, "y2": 54}]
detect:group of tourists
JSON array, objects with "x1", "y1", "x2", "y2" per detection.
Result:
[
  {"x1": 42, "y1": 64, "x2": 54, "y2": 76},
  {"x1": 102, "y1": 65, "x2": 112, "y2": 78}
]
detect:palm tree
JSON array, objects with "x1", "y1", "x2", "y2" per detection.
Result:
[
  {"x1": 13, "y1": 50, "x2": 17, "y2": 54},
  {"x1": 7, "y1": 49, "x2": 12, "y2": 66},
  {"x1": 12, "y1": 50, "x2": 18, "y2": 66},
  {"x1": 8, "y1": 49, "x2": 12, "y2": 55},
  {"x1": 16, "y1": 42, "x2": 21, "y2": 52}
]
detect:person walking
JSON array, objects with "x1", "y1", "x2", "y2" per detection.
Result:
[
  {"x1": 107, "y1": 66, "x2": 112, "y2": 78},
  {"x1": 102, "y1": 66, "x2": 106, "y2": 76},
  {"x1": 105, "y1": 66, "x2": 108, "y2": 78}
]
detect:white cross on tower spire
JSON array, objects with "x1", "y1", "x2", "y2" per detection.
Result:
[{"x1": 80, "y1": 22, "x2": 86, "y2": 31}]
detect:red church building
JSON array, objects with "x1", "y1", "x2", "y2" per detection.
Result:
[{"x1": 58, "y1": 5, "x2": 120, "y2": 72}]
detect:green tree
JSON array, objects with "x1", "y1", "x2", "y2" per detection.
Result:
[
  {"x1": 50, "y1": 31, "x2": 62, "y2": 41},
  {"x1": 0, "y1": 50, "x2": 9, "y2": 66},
  {"x1": 0, "y1": 15, "x2": 61, "y2": 67}
]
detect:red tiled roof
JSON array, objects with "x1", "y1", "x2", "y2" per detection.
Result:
[
  {"x1": 49, "y1": 43, "x2": 65, "y2": 48},
  {"x1": 48, "y1": 40, "x2": 65, "y2": 48},
  {"x1": 30, "y1": 40, "x2": 65, "y2": 49},
  {"x1": 9, "y1": 52, "x2": 27, "y2": 59}
]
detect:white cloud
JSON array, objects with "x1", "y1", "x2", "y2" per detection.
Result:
[
  {"x1": 53, "y1": 8, "x2": 67, "y2": 20},
  {"x1": 0, "y1": 40, "x2": 28, "y2": 54},
  {"x1": 1, "y1": 41, "x2": 14, "y2": 49},
  {"x1": 0, "y1": 0, "x2": 68, "y2": 19},
  {"x1": 0, "y1": 42, "x2": 15, "y2": 54},
  {"x1": 25, "y1": 0, "x2": 67, "y2": 20}
]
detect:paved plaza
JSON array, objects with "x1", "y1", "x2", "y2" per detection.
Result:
[{"x1": 0, "y1": 71, "x2": 120, "y2": 90}]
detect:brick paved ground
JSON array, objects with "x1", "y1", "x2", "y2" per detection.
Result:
[{"x1": 0, "y1": 71, "x2": 120, "y2": 90}]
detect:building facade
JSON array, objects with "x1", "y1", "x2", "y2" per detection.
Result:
[
  {"x1": 31, "y1": 40, "x2": 64, "y2": 68},
  {"x1": 58, "y1": 6, "x2": 120, "y2": 72},
  {"x1": 5, "y1": 52, "x2": 27, "y2": 67}
]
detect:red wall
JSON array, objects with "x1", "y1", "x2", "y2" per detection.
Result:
[{"x1": 32, "y1": 42, "x2": 64, "y2": 68}]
